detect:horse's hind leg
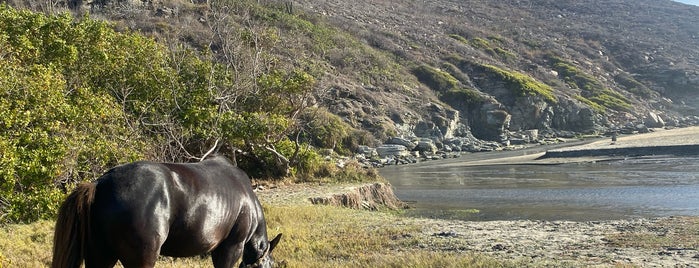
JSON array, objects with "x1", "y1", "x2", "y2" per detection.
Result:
[
  {"x1": 84, "y1": 248, "x2": 118, "y2": 268},
  {"x1": 114, "y1": 230, "x2": 164, "y2": 268},
  {"x1": 84, "y1": 232, "x2": 119, "y2": 268},
  {"x1": 113, "y1": 238, "x2": 161, "y2": 268},
  {"x1": 84, "y1": 256, "x2": 118, "y2": 268},
  {"x1": 118, "y1": 252, "x2": 159, "y2": 268}
]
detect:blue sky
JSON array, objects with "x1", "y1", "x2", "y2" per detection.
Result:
[{"x1": 675, "y1": 0, "x2": 699, "y2": 6}]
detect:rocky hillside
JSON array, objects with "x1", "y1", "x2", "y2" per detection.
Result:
[
  {"x1": 12, "y1": 0, "x2": 699, "y2": 147},
  {"x1": 291, "y1": 0, "x2": 699, "y2": 142}
]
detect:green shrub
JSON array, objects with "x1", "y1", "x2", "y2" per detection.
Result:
[
  {"x1": 2, "y1": 188, "x2": 64, "y2": 223},
  {"x1": 448, "y1": 34, "x2": 469, "y2": 44},
  {"x1": 344, "y1": 128, "x2": 377, "y2": 150},
  {"x1": 469, "y1": 37, "x2": 492, "y2": 50},
  {"x1": 299, "y1": 107, "x2": 353, "y2": 153},
  {"x1": 449, "y1": 35, "x2": 516, "y2": 60},
  {"x1": 480, "y1": 64, "x2": 557, "y2": 103},
  {"x1": 549, "y1": 56, "x2": 631, "y2": 112},
  {"x1": 413, "y1": 64, "x2": 460, "y2": 92},
  {"x1": 574, "y1": 95, "x2": 606, "y2": 114},
  {"x1": 589, "y1": 93, "x2": 633, "y2": 112},
  {"x1": 442, "y1": 87, "x2": 487, "y2": 109},
  {"x1": 0, "y1": 6, "x2": 159, "y2": 222},
  {"x1": 614, "y1": 73, "x2": 655, "y2": 98}
]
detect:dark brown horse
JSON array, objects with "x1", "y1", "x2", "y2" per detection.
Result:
[{"x1": 52, "y1": 155, "x2": 282, "y2": 268}]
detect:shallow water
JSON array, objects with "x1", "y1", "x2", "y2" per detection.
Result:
[{"x1": 381, "y1": 156, "x2": 699, "y2": 221}]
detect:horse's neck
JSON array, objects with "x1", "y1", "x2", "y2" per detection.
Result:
[{"x1": 242, "y1": 231, "x2": 268, "y2": 261}]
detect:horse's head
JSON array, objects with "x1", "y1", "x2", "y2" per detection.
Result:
[{"x1": 241, "y1": 233, "x2": 283, "y2": 268}]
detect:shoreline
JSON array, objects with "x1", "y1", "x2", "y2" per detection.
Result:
[
  {"x1": 257, "y1": 184, "x2": 699, "y2": 267},
  {"x1": 394, "y1": 126, "x2": 699, "y2": 168},
  {"x1": 5, "y1": 128, "x2": 697, "y2": 266},
  {"x1": 289, "y1": 127, "x2": 699, "y2": 266}
]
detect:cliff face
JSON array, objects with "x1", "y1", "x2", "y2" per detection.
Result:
[{"x1": 291, "y1": 0, "x2": 699, "y2": 142}]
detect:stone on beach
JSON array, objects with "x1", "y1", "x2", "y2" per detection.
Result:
[{"x1": 375, "y1": 144, "x2": 409, "y2": 157}]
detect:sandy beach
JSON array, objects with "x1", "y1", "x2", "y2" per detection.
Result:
[{"x1": 541, "y1": 126, "x2": 699, "y2": 159}]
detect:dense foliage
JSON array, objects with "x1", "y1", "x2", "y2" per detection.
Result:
[
  {"x1": 0, "y1": 6, "x2": 153, "y2": 222},
  {"x1": 0, "y1": 4, "x2": 340, "y2": 223}
]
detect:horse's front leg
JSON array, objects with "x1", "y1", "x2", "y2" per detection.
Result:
[{"x1": 211, "y1": 240, "x2": 244, "y2": 268}]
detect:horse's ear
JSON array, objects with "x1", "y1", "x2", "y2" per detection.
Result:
[{"x1": 269, "y1": 233, "x2": 282, "y2": 251}]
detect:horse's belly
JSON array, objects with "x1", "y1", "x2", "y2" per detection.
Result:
[
  {"x1": 160, "y1": 231, "x2": 223, "y2": 257},
  {"x1": 160, "y1": 214, "x2": 235, "y2": 257}
]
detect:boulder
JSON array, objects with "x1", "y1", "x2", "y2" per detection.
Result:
[
  {"x1": 443, "y1": 138, "x2": 464, "y2": 151},
  {"x1": 525, "y1": 129, "x2": 539, "y2": 142},
  {"x1": 508, "y1": 96, "x2": 551, "y2": 132},
  {"x1": 385, "y1": 137, "x2": 417, "y2": 150},
  {"x1": 635, "y1": 124, "x2": 650, "y2": 133},
  {"x1": 357, "y1": 145, "x2": 377, "y2": 158},
  {"x1": 470, "y1": 103, "x2": 511, "y2": 142},
  {"x1": 375, "y1": 144, "x2": 409, "y2": 157},
  {"x1": 644, "y1": 111, "x2": 665, "y2": 128},
  {"x1": 414, "y1": 121, "x2": 443, "y2": 140},
  {"x1": 421, "y1": 103, "x2": 462, "y2": 140},
  {"x1": 414, "y1": 139, "x2": 437, "y2": 154},
  {"x1": 550, "y1": 100, "x2": 604, "y2": 133}
]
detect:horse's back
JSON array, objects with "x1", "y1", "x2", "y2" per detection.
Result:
[
  {"x1": 90, "y1": 157, "x2": 258, "y2": 258},
  {"x1": 93, "y1": 160, "x2": 173, "y2": 215}
]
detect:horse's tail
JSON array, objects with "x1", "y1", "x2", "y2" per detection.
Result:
[{"x1": 52, "y1": 183, "x2": 96, "y2": 268}]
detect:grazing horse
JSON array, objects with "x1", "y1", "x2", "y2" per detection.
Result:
[{"x1": 52, "y1": 155, "x2": 282, "y2": 268}]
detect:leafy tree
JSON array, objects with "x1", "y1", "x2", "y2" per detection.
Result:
[
  {"x1": 219, "y1": 69, "x2": 317, "y2": 178},
  {"x1": 0, "y1": 4, "x2": 333, "y2": 222},
  {"x1": 1, "y1": 7, "x2": 158, "y2": 222},
  {"x1": 0, "y1": 5, "x2": 173, "y2": 222}
]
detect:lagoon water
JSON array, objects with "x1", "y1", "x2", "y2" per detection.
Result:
[{"x1": 381, "y1": 155, "x2": 699, "y2": 221}]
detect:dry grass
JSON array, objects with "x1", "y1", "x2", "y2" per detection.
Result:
[
  {"x1": 0, "y1": 220, "x2": 54, "y2": 267},
  {"x1": 7, "y1": 182, "x2": 695, "y2": 267},
  {"x1": 0, "y1": 202, "x2": 525, "y2": 268}
]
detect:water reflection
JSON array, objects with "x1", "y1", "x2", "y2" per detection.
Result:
[{"x1": 382, "y1": 157, "x2": 699, "y2": 221}]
